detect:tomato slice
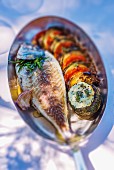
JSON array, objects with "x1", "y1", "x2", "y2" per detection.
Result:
[
  {"x1": 64, "y1": 63, "x2": 89, "y2": 83},
  {"x1": 62, "y1": 51, "x2": 86, "y2": 70},
  {"x1": 44, "y1": 29, "x2": 63, "y2": 50},
  {"x1": 54, "y1": 40, "x2": 75, "y2": 64},
  {"x1": 32, "y1": 30, "x2": 46, "y2": 47},
  {"x1": 50, "y1": 35, "x2": 67, "y2": 52}
]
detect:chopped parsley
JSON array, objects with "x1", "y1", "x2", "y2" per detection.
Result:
[
  {"x1": 84, "y1": 89, "x2": 90, "y2": 97},
  {"x1": 10, "y1": 54, "x2": 47, "y2": 72},
  {"x1": 76, "y1": 91, "x2": 83, "y2": 102}
]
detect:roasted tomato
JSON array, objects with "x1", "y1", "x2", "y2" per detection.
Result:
[
  {"x1": 68, "y1": 82, "x2": 101, "y2": 120},
  {"x1": 62, "y1": 51, "x2": 86, "y2": 70},
  {"x1": 50, "y1": 35, "x2": 67, "y2": 52},
  {"x1": 43, "y1": 28, "x2": 63, "y2": 50},
  {"x1": 32, "y1": 30, "x2": 46, "y2": 47},
  {"x1": 50, "y1": 34, "x2": 75, "y2": 52},
  {"x1": 64, "y1": 63, "x2": 89, "y2": 83},
  {"x1": 54, "y1": 40, "x2": 76, "y2": 64}
]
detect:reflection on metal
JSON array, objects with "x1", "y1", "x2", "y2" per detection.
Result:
[{"x1": 73, "y1": 148, "x2": 87, "y2": 170}]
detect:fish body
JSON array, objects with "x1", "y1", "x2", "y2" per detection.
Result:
[{"x1": 15, "y1": 44, "x2": 69, "y2": 134}]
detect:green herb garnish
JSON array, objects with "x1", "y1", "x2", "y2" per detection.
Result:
[
  {"x1": 76, "y1": 91, "x2": 83, "y2": 102},
  {"x1": 10, "y1": 55, "x2": 47, "y2": 72},
  {"x1": 84, "y1": 89, "x2": 90, "y2": 97}
]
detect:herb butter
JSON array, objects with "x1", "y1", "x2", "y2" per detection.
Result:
[{"x1": 68, "y1": 82, "x2": 94, "y2": 109}]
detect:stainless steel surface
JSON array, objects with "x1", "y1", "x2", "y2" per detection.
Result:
[{"x1": 73, "y1": 149, "x2": 87, "y2": 170}]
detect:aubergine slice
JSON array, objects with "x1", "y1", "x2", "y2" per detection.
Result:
[
  {"x1": 53, "y1": 40, "x2": 77, "y2": 65},
  {"x1": 43, "y1": 28, "x2": 64, "y2": 50},
  {"x1": 68, "y1": 82, "x2": 101, "y2": 120},
  {"x1": 32, "y1": 30, "x2": 46, "y2": 47},
  {"x1": 69, "y1": 72, "x2": 100, "y2": 88},
  {"x1": 50, "y1": 35, "x2": 76, "y2": 52}
]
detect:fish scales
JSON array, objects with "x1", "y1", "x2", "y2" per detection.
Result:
[
  {"x1": 32, "y1": 51, "x2": 68, "y2": 131},
  {"x1": 15, "y1": 45, "x2": 69, "y2": 134}
]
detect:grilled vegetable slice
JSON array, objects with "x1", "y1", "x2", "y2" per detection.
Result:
[
  {"x1": 50, "y1": 35, "x2": 65, "y2": 52},
  {"x1": 68, "y1": 82, "x2": 101, "y2": 120},
  {"x1": 62, "y1": 51, "x2": 86, "y2": 70},
  {"x1": 43, "y1": 28, "x2": 63, "y2": 50},
  {"x1": 50, "y1": 35, "x2": 76, "y2": 52},
  {"x1": 64, "y1": 63, "x2": 89, "y2": 83},
  {"x1": 69, "y1": 72, "x2": 100, "y2": 87},
  {"x1": 32, "y1": 30, "x2": 46, "y2": 47},
  {"x1": 69, "y1": 72, "x2": 83, "y2": 87},
  {"x1": 54, "y1": 40, "x2": 76, "y2": 64}
]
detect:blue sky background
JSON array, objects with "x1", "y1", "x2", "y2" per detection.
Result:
[{"x1": 0, "y1": 1, "x2": 114, "y2": 170}]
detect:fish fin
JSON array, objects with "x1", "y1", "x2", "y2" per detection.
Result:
[{"x1": 16, "y1": 90, "x2": 32, "y2": 110}]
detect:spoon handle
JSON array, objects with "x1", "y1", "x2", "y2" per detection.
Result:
[{"x1": 73, "y1": 148, "x2": 87, "y2": 170}]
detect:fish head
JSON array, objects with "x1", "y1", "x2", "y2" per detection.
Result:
[{"x1": 17, "y1": 43, "x2": 45, "y2": 60}]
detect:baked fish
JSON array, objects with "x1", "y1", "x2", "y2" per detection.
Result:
[{"x1": 15, "y1": 44, "x2": 69, "y2": 135}]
